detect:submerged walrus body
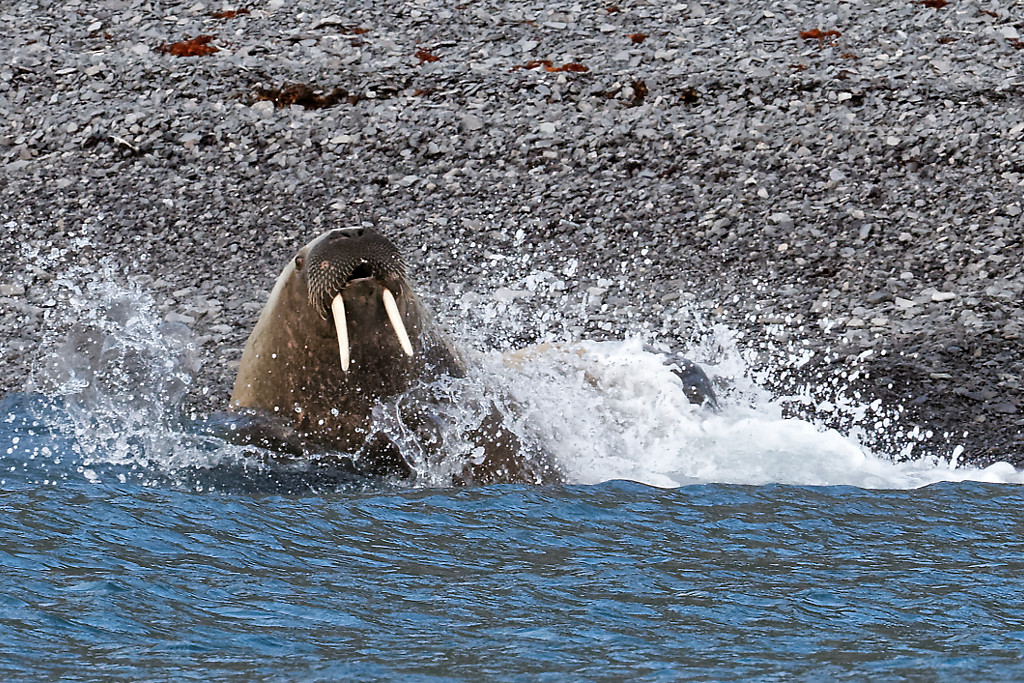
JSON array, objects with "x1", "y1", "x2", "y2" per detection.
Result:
[{"x1": 229, "y1": 227, "x2": 549, "y2": 484}]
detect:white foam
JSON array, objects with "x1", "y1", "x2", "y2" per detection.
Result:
[
  {"x1": 485, "y1": 338, "x2": 1024, "y2": 489},
  {"x1": 21, "y1": 250, "x2": 1023, "y2": 490}
]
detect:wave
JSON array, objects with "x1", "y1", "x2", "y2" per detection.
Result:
[{"x1": 4, "y1": 252, "x2": 1020, "y2": 491}]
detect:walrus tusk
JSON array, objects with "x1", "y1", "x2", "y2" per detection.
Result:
[
  {"x1": 331, "y1": 294, "x2": 350, "y2": 371},
  {"x1": 382, "y1": 288, "x2": 414, "y2": 357}
]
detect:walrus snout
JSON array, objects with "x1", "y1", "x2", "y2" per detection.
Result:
[
  {"x1": 305, "y1": 228, "x2": 414, "y2": 372},
  {"x1": 306, "y1": 227, "x2": 407, "y2": 317}
]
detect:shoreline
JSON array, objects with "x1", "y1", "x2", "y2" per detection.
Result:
[{"x1": 2, "y1": 0, "x2": 1021, "y2": 464}]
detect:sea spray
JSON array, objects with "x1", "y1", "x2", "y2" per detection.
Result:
[
  {"x1": 22, "y1": 259, "x2": 227, "y2": 478},
  {"x1": 10, "y1": 252, "x2": 1023, "y2": 490},
  {"x1": 463, "y1": 338, "x2": 1024, "y2": 488}
]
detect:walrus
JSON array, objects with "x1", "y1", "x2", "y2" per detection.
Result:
[
  {"x1": 229, "y1": 226, "x2": 553, "y2": 484},
  {"x1": 229, "y1": 227, "x2": 717, "y2": 485}
]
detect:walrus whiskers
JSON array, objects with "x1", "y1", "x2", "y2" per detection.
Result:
[
  {"x1": 331, "y1": 294, "x2": 350, "y2": 371},
  {"x1": 382, "y1": 288, "x2": 414, "y2": 357}
]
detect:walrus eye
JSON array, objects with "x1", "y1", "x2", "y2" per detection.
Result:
[{"x1": 294, "y1": 255, "x2": 305, "y2": 270}]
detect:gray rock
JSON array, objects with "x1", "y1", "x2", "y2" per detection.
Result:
[{"x1": 0, "y1": 0, "x2": 1022, "y2": 465}]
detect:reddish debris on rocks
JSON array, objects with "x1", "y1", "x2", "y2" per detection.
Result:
[
  {"x1": 606, "y1": 6, "x2": 620, "y2": 13},
  {"x1": 210, "y1": 9, "x2": 249, "y2": 19},
  {"x1": 513, "y1": 59, "x2": 552, "y2": 70},
  {"x1": 415, "y1": 49, "x2": 440, "y2": 64},
  {"x1": 512, "y1": 60, "x2": 589, "y2": 73},
  {"x1": 679, "y1": 88, "x2": 700, "y2": 104},
  {"x1": 157, "y1": 35, "x2": 219, "y2": 57},
  {"x1": 920, "y1": 0, "x2": 948, "y2": 8},
  {"x1": 799, "y1": 28, "x2": 842, "y2": 43},
  {"x1": 627, "y1": 79, "x2": 647, "y2": 107},
  {"x1": 628, "y1": 33, "x2": 648, "y2": 44},
  {"x1": 254, "y1": 83, "x2": 352, "y2": 109}
]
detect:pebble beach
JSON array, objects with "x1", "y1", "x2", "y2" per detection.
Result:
[{"x1": 1, "y1": 0, "x2": 1022, "y2": 464}]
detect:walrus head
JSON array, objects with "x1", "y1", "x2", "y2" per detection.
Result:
[
  {"x1": 305, "y1": 227, "x2": 415, "y2": 371},
  {"x1": 229, "y1": 227, "x2": 463, "y2": 454}
]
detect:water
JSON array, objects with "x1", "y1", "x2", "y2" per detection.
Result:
[
  {"x1": 4, "y1": 433, "x2": 1024, "y2": 680},
  {"x1": 3, "y1": 265, "x2": 1024, "y2": 680}
]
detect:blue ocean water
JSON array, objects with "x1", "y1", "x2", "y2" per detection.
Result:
[
  {"x1": 4, "y1": 265, "x2": 1024, "y2": 680},
  {"x1": 3, "y1": 394, "x2": 1024, "y2": 682}
]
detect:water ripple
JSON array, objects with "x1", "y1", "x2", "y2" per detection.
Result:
[{"x1": 4, "y1": 393, "x2": 1024, "y2": 680}]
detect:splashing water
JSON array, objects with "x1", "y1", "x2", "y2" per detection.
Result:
[
  {"x1": 467, "y1": 340, "x2": 1023, "y2": 489},
  {"x1": 11, "y1": 264, "x2": 1024, "y2": 491},
  {"x1": 22, "y1": 262, "x2": 253, "y2": 483}
]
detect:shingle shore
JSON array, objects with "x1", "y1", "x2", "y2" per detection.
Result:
[{"x1": 1, "y1": 0, "x2": 1021, "y2": 464}]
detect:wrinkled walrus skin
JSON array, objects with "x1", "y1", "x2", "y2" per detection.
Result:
[{"x1": 229, "y1": 227, "x2": 554, "y2": 484}]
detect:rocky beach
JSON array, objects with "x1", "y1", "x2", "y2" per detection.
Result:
[{"x1": 1, "y1": 0, "x2": 1022, "y2": 465}]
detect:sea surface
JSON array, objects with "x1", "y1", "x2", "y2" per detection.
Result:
[
  {"x1": 3, "y1": 267, "x2": 1024, "y2": 681},
  {"x1": 4, "y1": 396, "x2": 1024, "y2": 681}
]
